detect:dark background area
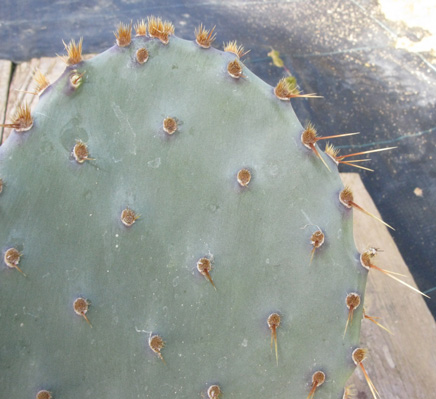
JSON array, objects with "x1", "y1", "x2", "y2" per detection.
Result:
[{"x1": 1, "y1": 0, "x2": 435, "y2": 316}]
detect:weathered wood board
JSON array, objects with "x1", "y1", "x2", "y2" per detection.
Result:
[
  {"x1": 0, "y1": 60, "x2": 13, "y2": 141},
  {"x1": 342, "y1": 173, "x2": 436, "y2": 399},
  {"x1": 1, "y1": 55, "x2": 93, "y2": 144}
]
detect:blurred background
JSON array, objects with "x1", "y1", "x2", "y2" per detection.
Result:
[{"x1": 1, "y1": 0, "x2": 435, "y2": 317}]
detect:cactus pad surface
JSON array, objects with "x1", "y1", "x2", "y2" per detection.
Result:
[{"x1": 0, "y1": 22, "x2": 367, "y2": 399}]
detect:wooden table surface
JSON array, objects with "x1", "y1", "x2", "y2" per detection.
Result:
[{"x1": 1, "y1": 56, "x2": 436, "y2": 399}]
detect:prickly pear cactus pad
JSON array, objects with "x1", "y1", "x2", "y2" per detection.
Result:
[{"x1": 1, "y1": 20, "x2": 369, "y2": 399}]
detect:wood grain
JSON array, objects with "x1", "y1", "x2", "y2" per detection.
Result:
[
  {"x1": 1, "y1": 54, "x2": 93, "y2": 143},
  {"x1": 0, "y1": 60, "x2": 13, "y2": 142},
  {"x1": 342, "y1": 173, "x2": 436, "y2": 399}
]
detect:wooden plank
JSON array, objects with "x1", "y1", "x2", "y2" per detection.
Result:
[
  {"x1": 1, "y1": 56, "x2": 65, "y2": 143},
  {"x1": 0, "y1": 60, "x2": 13, "y2": 143},
  {"x1": 1, "y1": 54, "x2": 94, "y2": 144},
  {"x1": 342, "y1": 173, "x2": 436, "y2": 399}
]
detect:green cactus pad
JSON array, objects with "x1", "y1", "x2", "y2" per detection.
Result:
[{"x1": 0, "y1": 28, "x2": 366, "y2": 399}]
